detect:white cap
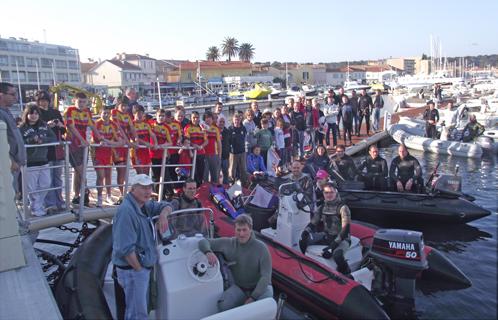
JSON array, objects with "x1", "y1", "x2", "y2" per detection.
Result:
[{"x1": 129, "y1": 174, "x2": 153, "y2": 186}]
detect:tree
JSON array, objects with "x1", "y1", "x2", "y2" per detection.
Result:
[
  {"x1": 221, "y1": 37, "x2": 239, "y2": 62},
  {"x1": 421, "y1": 53, "x2": 428, "y2": 60},
  {"x1": 239, "y1": 43, "x2": 255, "y2": 62},
  {"x1": 206, "y1": 46, "x2": 220, "y2": 61}
]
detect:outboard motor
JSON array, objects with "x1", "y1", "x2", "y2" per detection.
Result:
[
  {"x1": 433, "y1": 174, "x2": 462, "y2": 194},
  {"x1": 366, "y1": 229, "x2": 428, "y2": 317}
]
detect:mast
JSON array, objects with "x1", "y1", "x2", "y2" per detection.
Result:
[
  {"x1": 285, "y1": 62, "x2": 289, "y2": 90},
  {"x1": 15, "y1": 61, "x2": 23, "y2": 109}
]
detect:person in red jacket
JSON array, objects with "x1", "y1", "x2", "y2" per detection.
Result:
[
  {"x1": 184, "y1": 111, "x2": 207, "y2": 185},
  {"x1": 149, "y1": 109, "x2": 172, "y2": 196}
]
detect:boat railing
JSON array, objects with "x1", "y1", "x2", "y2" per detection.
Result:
[{"x1": 18, "y1": 141, "x2": 197, "y2": 231}]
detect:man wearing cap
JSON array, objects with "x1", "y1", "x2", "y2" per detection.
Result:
[
  {"x1": 112, "y1": 174, "x2": 173, "y2": 320},
  {"x1": 299, "y1": 183, "x2": 352, "y2": 275}
]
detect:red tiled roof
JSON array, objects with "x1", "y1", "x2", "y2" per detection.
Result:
[
  {"x1": 179, "y1": 61, "x2": 252, "y2": 70},
  {"x1": 106, "y1": 60, "x2": 142, "y2": 71}
]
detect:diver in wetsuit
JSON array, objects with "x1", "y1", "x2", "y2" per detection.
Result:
[
  {"x1": 389, "y1": 144, "x2": 423, "y2": 193},
  {"x1": 328, "y1": 145, "x2": 358, "y2": 182},
  {"x1": 299, "y1": 183, "x2": 352, "y2": 275},
  {"x1": 357, "y1": 145, "x2": 388, "y2": 191},
  {"x1": 461, "y1": 114, "x2": 485, "y2": 142}
]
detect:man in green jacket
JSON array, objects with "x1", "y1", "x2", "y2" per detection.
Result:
[{"x1": 199, "y1": 214, "x2": 273, "y2": 311}]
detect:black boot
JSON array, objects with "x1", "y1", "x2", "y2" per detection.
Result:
[{"x1": 333, "y1": 250, "x2": 351, "y2": 275}]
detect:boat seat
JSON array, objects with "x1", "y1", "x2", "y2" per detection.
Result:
[{"x1": 305, "y1": 237, "x2": 362, "y2": 271}]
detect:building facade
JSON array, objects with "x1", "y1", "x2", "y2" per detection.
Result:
[
  {"x1": 85, "y1": 60, "x2": 144, "y2": 96},
  {"x1": 0, "y1": 36, "x2": 81, "y2": 100}
]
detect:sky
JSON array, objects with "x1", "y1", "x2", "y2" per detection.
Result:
[{"x1": 1, "y1": 0, "x2": 497, "y2": 63}]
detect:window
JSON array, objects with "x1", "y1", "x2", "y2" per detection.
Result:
[
  {"x1": 55, "y1": 60, "x2": 67, "y2": 68},
  {"x1": 0, "y1": 71, "x2": 10, "y2": 81},
  {"x1": 10, "y1": 56, "x2": 25, "y2": 67},
  {"x1": 26, "y1": 57, "x2": 39, "y2": 67},
  {"x1": 302, "y1": 72, "x2": 309, "y2": 81},
  {"x1": 41, "y1": 72, "x2": 52, "y2": 80},
  {"x1": 41, "y1": 58, "x2": 53, "y2": 68},
  {"x1": 56, "y1": 73, "x2": 68, "y2": 81},
  {"x1": 12, "y1": 71, "x2": 26, "y2": 81},
  {"x1": 0, "y1": 55, "x2": 8, "y2": 66},
  {"x1": 69, "y1": 73, "x2": 80, "y2": 82},
  {"x1": 45, "y1": 47, "x2": 58, "y2": 55},
  {"x1": 187, "y1": 72, "x2": 192, "y2": 80},
  {"x1": 27, "y1": 72, "x2": 38, "y2": 82},
  {"x1": 68, "y1": 60, "x2": 78, "y2": 69}
]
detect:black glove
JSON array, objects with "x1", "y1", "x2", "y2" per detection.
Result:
[
  {"x1": 301, "y1": 230, "x2": 310, "y2": 242},
  {"x1": 322, "y1": 241, "x2": 339, "y2": 259}
]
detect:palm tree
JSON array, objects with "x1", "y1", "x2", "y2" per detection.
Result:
[
  {"x1": 221, "y1": 37, "x2": 239, "y2": 62},
  {"x1": 206, "y1": 46, "x2": 220, "y2": 61},
  {"x1": 238, "y1": 43, "x2": 255, "y2": 62}
]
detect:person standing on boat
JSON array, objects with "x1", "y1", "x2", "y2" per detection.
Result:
[
  {"x1": 357, "y1": 145, "x2": 388, "y2": 191},
  {"x1": 423, "y1": 101, "x2": 440, "y2": 139},
  {"x1": 112, "y1": 174, "x2": 172, "y2": 320},
  {"x1": 149, "y1": 109, "x2": 172, "y2": 197},
  {"x1": 123, "y1": 87, "x2": 139, "y2": 116},
  {"x1": 0, "y1": 82, "x2": 26, "y2": 193},
  {"x1": 218, "y1": 117, "x2": 230, "y2": 184},
  {"x1": 299, "y1": 183, "x2": 352, "y2": 275},
  {"x1": 203, "y1": 112, "x2": 222, "y2": 183},
  {"x1": 372, "y1": 90, "x2": 384, "y2": 132},
  {"x1": 200, "y1": 214, "x2": 273, "y2": 312},
  {"x1": 36, "y1": 90, "x2": 66, "y2": 212},
  {"x1": 389, "y1": 144, "x2": 423, "y2": 193},
  {"x1": 328, "y1": 145, "x2": 358, "y2": 182},
  {"x1": 242, "y1": 109, "x2": 257, "y2": 153},
  {"x1": 290, "y1": 101, "x2": 306, "y2": 159},
  {"x1": 255, "y1": 118, "x2": 274, "y2": 166},
  {"x1": 358, "y1": 89, "x2": 373, "y2": 136},
  {"x1": 174, "y1": 106, "x2": 190, "y2": 129}
]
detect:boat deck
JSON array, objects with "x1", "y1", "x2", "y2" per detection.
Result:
[{"x1": 0, "y1": 236, "x2": 62, "y2": 320}]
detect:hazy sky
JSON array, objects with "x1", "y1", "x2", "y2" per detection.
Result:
[{"x1": 1, "y1": 0, "x2": 497, "y2": 63}]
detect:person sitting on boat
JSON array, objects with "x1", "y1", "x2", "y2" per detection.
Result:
[
  {"x1": 328, "y1": 145, "x2": 358, "y2": 183},
  {"x1": 389, "y1": 144, "x2": 423, "y2": 193},
  {"x1": 112, "y1": 174, "x2": 172, "y2": 320},
  {"x1": 461, "y1": 114, "x2": 485, "y2": 142},
  {"x1": 423, "y1": 101, "x2": 440, "y2": 139},
  {"x1": 304, "y1": 144, "x2": 330, "y2": 177},
  {"x1": 168, "y1": 178, "x2": 204, "y2": 236},
  {"x1": 283, "y1": 160, "x2": 314, "y2": 199},
  {"x1": 299, "y1": 183, "x2": 352, "y2": 275},
  {"x1": 357, "y1": 145, "x2": 388, "y2": 191},
  {"x1": 314, "y1": 169, "x2": 331, "y2": 208},
  {"x1": 247, "y1": 145, "x2": 268, "y2": 177},
  {"x1": 200, "y1": 214, "x2": 273, "y2": 312}
]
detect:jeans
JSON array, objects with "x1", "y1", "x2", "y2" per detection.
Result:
[
  {"x1": 221, "y1": 158, "x2": 229, "y2": 184},
  {"x1": 206, "y1": 155, "x2": 221, "y2": 183},
  {"x1": 45, "y1": 160, "x2": 64, "y2": 208},
  {"x1": 326, "y1": 123, "x2": 338, "y2": 146},
  {"x1": 372, "y1": 108, "x2": 381, "y2": 132},
  {"x1": 352, "y1": 113, "x2": 360, "y2": 134},
  {"x1": 218, "y1": 284, "x2": 274, "y2": 312},
  {"x1": 297, "y1": 130, "x2": 305, "y2": 157},
  {"x1": 117, "y1": 267, "x2": 151, "y2": 320}
]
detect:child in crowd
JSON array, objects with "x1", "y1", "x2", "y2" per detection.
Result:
[
  {"x1": 274, "y1": 118, "x2": 287, "y2": 168},
  {"x1": 255, "y1": 118, "x2": 273, "y2": 166},
  {"x1": 19, "y1": 105, "x2": 56, "y2": 216}
]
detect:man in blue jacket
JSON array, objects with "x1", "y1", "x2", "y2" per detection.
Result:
[{"x1": 112, "y1": 174, "x2": 173, "y2": 320}]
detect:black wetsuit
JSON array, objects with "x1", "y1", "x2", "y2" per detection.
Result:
[
  {"x1": 423, "y1": 108, "x2": 440, "y2": 138},
  {"x1": 358, "y1": 94, "x2": 372, "y2": 135},
  {"x1": 389, "y1": 155, "x2": 423, "y2": 192},
  {"x1": 328, "y1": 155, "x2": 358, "y2": 182},
  {"x1": 357, "y1": 156, "x2": 388, "y2": 190}
]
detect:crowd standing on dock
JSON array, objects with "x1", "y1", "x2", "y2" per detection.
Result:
[{"x1": 0, "y1": 81, "x2": 439, "y2": 217}]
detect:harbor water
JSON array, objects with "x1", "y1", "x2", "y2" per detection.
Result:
[{"x1": 351, "y1": 146, "x2": 497, "y2": 319}]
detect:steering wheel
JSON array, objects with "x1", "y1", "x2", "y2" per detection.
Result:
[
  {"x1": 186, "y1": 250, "x2": 220, "y2": 282},
  {"x1": 293, "y1": 192, "x2": 312, "y2": 213}
]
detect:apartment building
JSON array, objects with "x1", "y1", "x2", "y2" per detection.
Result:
[{"x1": 0, "y1": 36, "x2": 81, "y2": 99}]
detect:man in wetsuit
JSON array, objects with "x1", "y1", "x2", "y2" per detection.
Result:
[
  {"x1": 389, "y1": 144, "x2": 423, "y2": 193},
  {"x1": 299, "y1": 183, "x2": 352, "y2": 274},
  {"x1": 357, "y1": 145, "x2": 388, "y2": 191},
  {"x1": 169, "y1": 178, "x2": 203, "y2": 236},
  {"x1": 283, "y1": 160, "x2": 314, "y2": 200},
  {"x1": 461, "y1": 114, "x2": 485, "y2": 142},
  {"x1": 423, "y1": 101, "x2": 439, "y2": 138},
  {"x1": 328, "y1": 145, "x2": 358, "y2": 182}
]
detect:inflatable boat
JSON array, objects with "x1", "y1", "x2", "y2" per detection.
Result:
[
  {"x1": 54, "y1": 210, "x2": 306, "y2": 320},
  {"x1": 202, "y1": 183, "x2": 472, "y2": 319}
]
